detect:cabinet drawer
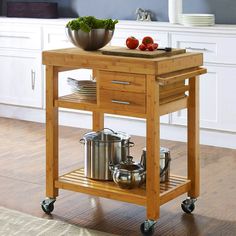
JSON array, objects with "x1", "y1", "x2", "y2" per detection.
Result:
[
  {"x1": 99, "y1": 89, "x2": 146, "y2": 114},
  {"x1": 171, "y1": 33, "x2": 236, "y2": 64},
  {"x1": 0, "y1": 24, "x2": 41, "y2": 50},
  {"x1": 99, "y1": 71, "x2": 146, "y2": 93},
  {"x1": 43, "y1": 26, "x2": 73, "y2": 50}
]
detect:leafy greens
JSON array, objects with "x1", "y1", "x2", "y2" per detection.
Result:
[{"x1": 66, "y1": 16, "x2": 118, "y2": 33}]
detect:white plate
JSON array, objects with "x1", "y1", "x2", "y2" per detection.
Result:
[{"x1": 181, "y1": 14, "x2": 215, "y2": 17}]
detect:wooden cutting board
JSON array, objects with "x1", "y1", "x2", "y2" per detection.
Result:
[{"x1": 101, "y1": 47, "x2": 186, "y2": 58}]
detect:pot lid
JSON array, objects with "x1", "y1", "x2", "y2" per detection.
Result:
[
  {"x1": 118, "y1": 156, "x2": 143, "y2": 172},
  {"x1": 82, "y1": 128, "x2": 130, "y2": 142}
]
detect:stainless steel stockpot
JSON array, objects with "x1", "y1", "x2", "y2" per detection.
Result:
[{"x1": 80, "y1": 128, "x2": 134, "y2": 180}]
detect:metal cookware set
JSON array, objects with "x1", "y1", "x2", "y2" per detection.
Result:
[{"x1": 80, "y1": 128, "x2": 171, "y2": 189}]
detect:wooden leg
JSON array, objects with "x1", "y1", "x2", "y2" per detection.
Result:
[
  {"x1": 46, "y1": 65, "x2": 59, "y2": 198},
  {"x1": 146, "y1": 75, "x2": 160, "y2": 220},
  {"x1": 92, "y1": 111, "x2": 104, "y2": 131},
  {"x1": 187, "y1": 76, "x2": 200, "y2": 198}
]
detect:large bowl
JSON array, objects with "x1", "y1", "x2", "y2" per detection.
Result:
[{"x1": 66, "y1": 27, "x2": 114, "y2": 51}]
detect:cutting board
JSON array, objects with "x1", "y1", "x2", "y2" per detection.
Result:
[{"x1": 101, "y1": 47, "x2": 186, "y2": 58}]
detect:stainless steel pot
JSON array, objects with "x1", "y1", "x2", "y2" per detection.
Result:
[
  {"x1": 140, "y1": 147, "x2": 171, "y2": 182},
  {"x1": 80, "y1": 128, "x2": 134, "y2": 180},
  {"x1": 109, "y1": 156, "x2": 146, "y2": 189}
]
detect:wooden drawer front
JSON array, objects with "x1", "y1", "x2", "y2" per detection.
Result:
[
  {"x1": 0, "y1": 24, "x2": 41, "y2": 50},
  {"x1": 99, "y1": 71, "x2": 146, "y2": 93},
  {"x1": 171, "y1": 33, "x2": 236, "y2": 64},
  {"x1": 99, "y1": 89, "x2": 146, "y2": 114}
]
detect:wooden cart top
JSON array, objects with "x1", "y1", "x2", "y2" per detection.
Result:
[{"x1": 42, "y1": 46, "x2": 203, "y2": 75}]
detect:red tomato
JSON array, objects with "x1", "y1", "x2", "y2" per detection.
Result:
[
  {"x1": 147, "y1": 44, "x2": 154, "y2": 51},
  {"x1": 152, "y1": 43, "x2": 158, "y2": 49},
  {"x1": 138, "y1": 43, "x2": 147, "y2": 51},
  {"x1": 142, "y1": 36, "x2": 154, "y2": 46},
  {"x1": 126, "y1": 36, "x2": 139, "y2": 49}
]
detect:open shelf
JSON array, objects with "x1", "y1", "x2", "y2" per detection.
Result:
[
  {"x1": 56, "y1": 93, "x2": 97, "y2": 111},
  {"x1": 55, "y1": 168, "x2": 191, "y2": 206}
]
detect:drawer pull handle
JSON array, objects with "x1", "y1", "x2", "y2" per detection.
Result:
[
  {"x1": 112, "y1": 80, "x2": 131, "y2": 85},
  {"x1": 0, "y1": 35, "x2": 30, "y2": 39},
  {"x1": 112, "y1": 99, "x2": 130, "y2": 105},
  {"x1": 185, "y1": 47, "x2": 208, "y2": 52},
  {"x1": 31, "y1": 69, "x2": 36, "y2": 90}
]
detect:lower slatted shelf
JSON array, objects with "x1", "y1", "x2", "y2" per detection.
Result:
[{"x1": 55, "y1": 168, "x2": 191, "y2": 206}]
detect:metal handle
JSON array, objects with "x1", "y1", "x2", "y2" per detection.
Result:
[
  {"x1": 79, "y1": 138, "x2": 85, "y2": 144},
  {"x1": 0, "y1": 35, "x2": 30, "y2": 39},
  {"x1": 31, "y1": 69, "x2": 36, "y2": 90},
  {"x1": 185, "y1": 47, "x2": 208, "y2": 52},
  {"x1": 112, "y1": 100, "x2": 130, "y2": 105},
  {"x1": 112, "y1": 80, "x2": 131, "y2": 85}
]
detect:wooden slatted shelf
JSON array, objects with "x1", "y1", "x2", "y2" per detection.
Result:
[{"x1": 55, "y1": 168, "x2": 191, "y2": 206}]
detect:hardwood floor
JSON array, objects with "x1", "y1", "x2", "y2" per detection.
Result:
[{"x1": 0, "y1": 117, "x2": 236, "y2": 236}]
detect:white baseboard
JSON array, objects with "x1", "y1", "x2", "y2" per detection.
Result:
[{"x1": 0, "y1": 104, "x2": 235, "y2": 149}]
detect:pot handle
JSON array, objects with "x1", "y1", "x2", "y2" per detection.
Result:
[
  {"x1": 97, "y1": 128, "x2": 116, "y2": 134},
  {"x1": 160, "y1": 157, "x2": 171, "y2": 177},
  {"x1": 109, "y1": 161, "x2": 115, "y2": 173},
  {"x1": 79, "y1": 138, "x2": 85, "y2": 144},
  {"x1": 124, "y1": 141, "x2": 135, "y2": 148}
]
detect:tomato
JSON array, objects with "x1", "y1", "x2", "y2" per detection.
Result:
[
  {"x1": 152, "y1": 43, "x2": 158, "y2": 49},
  {"x1": 142, "y1": 36, "x2": 154, "y2": 46},
  {"x1": 138, "y1": 43, "x2": 147, "y2": 51},
  {"x1": 126, "y1": 36, "x2": 139, "y2": 49},
  {"x1": 147, "y1": 44, "x2": 154, "y2": 51}
]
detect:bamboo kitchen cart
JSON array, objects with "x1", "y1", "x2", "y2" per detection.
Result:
[{"x1": 41, "y1": 47, "x2": 206, "y2": 235}]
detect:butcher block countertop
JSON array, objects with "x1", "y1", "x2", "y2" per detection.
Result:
[{"x1": 42, "y1": 46, "x2": 203, "y2": 75}]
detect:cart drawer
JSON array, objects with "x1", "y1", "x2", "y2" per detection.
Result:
[
  {"x1": 99, "y1": 89, "x2": 146, "y2": 114},
  {"x1": 99, "y1": 71, "x2": 146, "y2": 93}
]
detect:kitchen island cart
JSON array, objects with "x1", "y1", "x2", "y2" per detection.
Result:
[{"x1": 42, "y1": 46, "x2": 206, "y2": 235}]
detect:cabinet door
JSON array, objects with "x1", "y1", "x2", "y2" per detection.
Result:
[
  {"x1": 0, "y1": 50, "x2": 43, "y2": 108},
  {"x1": 171, "y1": 65, "x2": 236, "y2": 132}
]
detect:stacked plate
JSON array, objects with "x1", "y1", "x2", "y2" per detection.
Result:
[
  {"x1": 67, "y1": 77, "x2": 96, "y2": 100},
  {"x1": 181, "y1": 14, "x2": 215, "y2": 27}
]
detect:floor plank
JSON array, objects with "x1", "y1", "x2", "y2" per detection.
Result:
[{"x1": 0, "y1": 117, "x2": 236, "y2": 235}]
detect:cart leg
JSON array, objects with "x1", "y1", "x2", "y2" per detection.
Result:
[
  {"x1": 45, "y1": 65, "x2": 59, "y2": 199},
  {"x1": 92, "y1": 111, "x2": 104, "y2": 131},
  {"x1": 146, "y1": 75, "x2": 160, "y2": 221},
  {"x1": 187, "y1": 76, "x2": 200, "y2": 198}
]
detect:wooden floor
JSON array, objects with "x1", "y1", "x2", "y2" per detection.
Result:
[{"x1": 0, "y1": 117, "x2": 236, "y2": 236}]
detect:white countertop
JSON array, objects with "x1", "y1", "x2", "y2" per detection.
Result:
[{"x1": 1, "y1": 17, "x2": 236, "y2": 34}]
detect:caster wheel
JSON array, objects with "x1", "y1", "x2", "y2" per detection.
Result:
[
  {"x1": 41, "y1": 199, "x2": 55, "y2": 214},
  {"x1": 140, "y1": 222, "x2": 155, "y2": 236},
  {"x1": 181, "y1": 198, "x2": 195, "y2": 214}
]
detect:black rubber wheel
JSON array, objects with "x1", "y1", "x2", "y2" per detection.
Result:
[
  {"x1": 140, "y1": 222, "x2": 155, "y2": 236},
  {"x1": 41, "y1": 200, "x2": 54, "y2": 214},
  {"x1": 181, "y1": 199, "x2": 195, "y2": 214}
]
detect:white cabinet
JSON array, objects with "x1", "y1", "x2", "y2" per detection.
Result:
[
  {"x1": 170, "y1": 32, "x2": 236, "y2": 64},
  {"x1": 170, "y1": 31, "x2": 236, "y2": 132},
  {"x1": 0, "y1": 23, "x2": 41, "y2": 50},
  {"x1": 171, "y1": 65, "x2": 236, "y2": 132},
  {"x1": 0, "y1": 49, "x2": 43, "y2": 108},
  {"x1": 43, "y1": 25, "x2": 73, "y2": 50}
]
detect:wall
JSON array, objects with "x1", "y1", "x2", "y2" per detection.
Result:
[{"x1": 1, "y1": 0, "x2": 236, "y2": 24}]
